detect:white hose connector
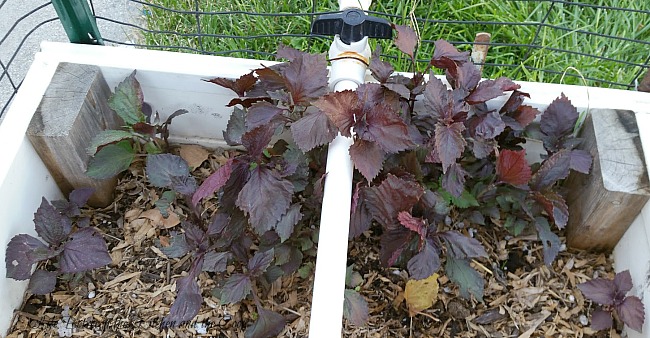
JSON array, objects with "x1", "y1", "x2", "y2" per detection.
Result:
[
  {"x1": 308, "y1": 11, "x2": 372, "y2": 338},
  {"x1": 328, "y1": 36, "x2": 371, "y2": 90},
  {"x1": 338, "y1": 0, "x2": 371, "y2": 10}
]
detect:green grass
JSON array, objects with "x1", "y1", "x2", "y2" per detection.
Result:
[{"x1": 142, "y1": 0, "x2": 650, "y2": 89}]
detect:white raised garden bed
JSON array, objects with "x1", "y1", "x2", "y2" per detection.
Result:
[{"x1": 1, "y1": 42, "x2": 649, "y2": 337}]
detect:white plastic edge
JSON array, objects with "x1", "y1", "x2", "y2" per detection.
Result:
[{"x1": 1, "y1": 41, "x2": 650, "y2": 337}]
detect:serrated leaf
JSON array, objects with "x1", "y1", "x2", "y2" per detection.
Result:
[
  {"x1": 370, "y1": 45, "x2": 394, "y2": 83},
  {"x1": 275, "y1": 204, "x2": 302, "y2": 242},
  {"x1": 569, "y1": 149, "x2": 592, "y2": 174},
  {"x1": 530, "y1": 150, "x2": 571, "y2": 190},
  {"x1": 276, "y1": 44, "x2": 304, "y2": 61},
  {"x1": 365, "y1": 175, "x2": 425, "y2": 228},
  {"x1": 313, "y1": 90, "x2": 358, "y2": 137},
  {"x1": 28, "y1": 269, "x2": 57, "y2": 295},
  {"x1": 350, "y1": 185, "x2": 372, "y2": 239},
  {"x1": 432, "y1": 39, "x2": 469, "y2": 65},
  {"x1": 202, "y1": 251, "x2": 231, "y2": 273},
  {"x1": 163, "y1": 259, "x2": 203, "y2": 328},
  {"x1": 590, "y1": 309, "x2": 613, "y2": 330},
  {"x1": 146, "y1": 154, "x2": 190, "y2": 188},
  {"x1": 439, "y1": 231, "x2": 487, "y2": 259},
  {"x1": 534, "y1": 217, "x2": 561, "y2": 265},
  {"x1": 60, "y1": 228, "x2": 111, "y2": 273},
  {"x1": 397, "y1": 211, "x2": 427, "y2": 241},
  {"x1": 465, "y1": 77, "x2": 520, "y2": 104},
  {"x1": 109, "y1": 71, "x2": 144, "y2": 125},
  {"x1": 86, "y1": 130, "x2": 133, "y2": 155},
  {"x1": 423, "y1": 75, "x2": 453, "y2": 121},
  {"x1": 69, "y1": 188, "x2": 94, "y2": 208},
  {"x1": 392, "y1": 24, "x2": 418, "y2": 59},
  {"x1": 349, "y1": 139, "x2": 385, "y2": 182},
  {"x1": 614, "y1": 270, "x2": 634, "y2": 293},
  {"x1": 470, "y1": 111, "x2": 506, "y2": 139},
  {"x1": 578, "y1": 278, "x2": 616, "y2": 305},
  {"x1": 511, "y1": 105, "x2": 539, "y2": 130},
  {"x1": 445, "y1": 256, "x2": 484, "y2": 301},
  {"x1": 248, "y1": 249, "x2": 275, "y2": 277},
  {"x1": 224, "y1": 107, "x2": 246, "y2": 146},
  {"x1": 246, "y1": 101, "x2": 286, "y2": 131},
  {"x1": 450, "y1": 62, "x2": 481, "y2": 92},
  {"x1": 617, "y1": 296, "x2": 645, "y2": 332},
  {"x1": 343, "y1": 289, "x2": 369, "y2": 327},
  {"x1": 290, "y1": 106, "x2": 337, "y2": 152},
  {"x1": 407, "y1": 242, "x2": 440, "y2": 280},
  {"x1": 405, "y1": 273, "x2": 439, "y2": 316},
  {"x1": 205, "y1": 72, "x2": 257, "y2": 97},
  {"x1": 220, "y1": 273, "x2": 252, "y2": 304},
  {"x1": 241, "y1": 125, "x2": 276, "y2": 160},
  {"x1": 380, "y1": 227, "x2": 414, "y2": 267},
  {"x1": 132, "y1": 122, "x2": 156, "y2": 137},
  {"x1": 86, "y1": 140, "x2": 135, "y2": 179},
  {"x1": 540, "y1": 93, "x2": 578, "y2": 139},
  {"x1": 440, "y1": 189, "x2": 479, "y2": 209},
  {"x1": 158, "y1": 232, "x2": 191, "y2": 258},
  {"x1": 33, "y1": 197, "x2": 71, "y2": 246},
  {"x1": 192, "y1": 158, "x2": 233, "y2": 207},
  {"x1": 435, "y1": 122, "x2": 467, "y2": 172},
  {"x1": 532, "y1": 191, "x2": 569, "y2": 229},
  {"x1": 244, "y1": 306, "x2": 286, "y2": 338},
  {"x1": 237, "y1": 166, "x2": 293, "y2": 235},
  {"x1": 282, "y1": 52, "x2": 329, "y2": 106},
  {"x1": 441, "y1": 163, "x2": 467, "y2": 198},
  {"x1": 358, "y1": 103, "x2": 415, "y2": 153},
  {"x1": 497, "y1": 149, "x2": 532, "y2": 186},
  {"x1": 5, "y1": 234, "x2": 51, "y2": 280}
]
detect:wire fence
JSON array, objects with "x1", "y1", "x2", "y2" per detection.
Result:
[{"x1": 2, "y1": 0, "x2": 650, "y2": 119}]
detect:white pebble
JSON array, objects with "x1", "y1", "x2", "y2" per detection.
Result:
[
  {"x1": 579, "y1": 314, "x2": 589, "y2": 326},
  {"x1": 88, "y1": 291, "x2": 96, "y2": 299},
  {"x1": 195, "y1": 322, "x2": 208, "y2": 334},
  {"x1": 568, "y1": 295, "x2": 575, "y2": 303}
]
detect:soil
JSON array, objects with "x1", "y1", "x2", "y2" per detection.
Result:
[{"x1": 7, "y1": 147, "x2": 620, "y2": 338}]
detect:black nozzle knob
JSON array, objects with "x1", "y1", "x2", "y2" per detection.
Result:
[{"x1": 311, "y1": 8, "x2": 393, "y2": 45}]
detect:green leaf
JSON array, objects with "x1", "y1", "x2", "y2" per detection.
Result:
[
  {"x1": 86, "y1": 140, "x2": 135, "y2": 179},
  {"x1": 155, "y1": 191, "x2": 176, "y2": 218},
  {"x1": 86, "y1": 130, "x2": 133, "y2": 155},
  {"x1": 345, "y1": 265, "x2": 364, "y2": 288},
  {"x1": 109, "y1": 71, "x2": 145, "y2": 125},
  {"x1": 445, "y1": 255, "x2": 484, "y2": 302},
  {"x1": 439, "y1": 188, "x2": 479, "y2": 208}
]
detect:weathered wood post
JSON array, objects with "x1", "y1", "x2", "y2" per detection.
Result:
[
  {"x1": 565, "y1": 109, "x2": 650, "y2": 251},
  {"x1": 27, "y1": 62, "x2": 122, "y2": 207}
]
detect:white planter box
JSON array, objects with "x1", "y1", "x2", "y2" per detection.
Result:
[{"x1": 1, "y1": 42, "x2": 649, "y2": 337}]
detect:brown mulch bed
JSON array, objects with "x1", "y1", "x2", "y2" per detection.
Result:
[{"x1": 7, "y1": 147, "x2": 618, "y2": 337}]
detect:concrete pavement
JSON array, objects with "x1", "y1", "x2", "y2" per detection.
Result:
[{"x1": 0, "y1": 0, "x2": 143, "y2": 119}]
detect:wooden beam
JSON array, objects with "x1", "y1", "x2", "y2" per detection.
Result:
[
  {"x1": 27, "y1": 62, "x2": 122, "y2": 207},
  {"x1": 471, "y1": 32, "x2": 491, "y2": 74},
  {"x1": 565, "y1": 109, "x2": 650, "y2": 251}
]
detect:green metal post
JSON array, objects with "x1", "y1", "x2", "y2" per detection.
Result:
[{"x1": 51, "y1": 0, "x2": 104, "y2": 45}]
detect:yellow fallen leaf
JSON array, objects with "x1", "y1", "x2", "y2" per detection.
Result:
[
  {"x1": 179, "y1": 144, "x2": 210, "y2": 169},
  {"x1": 405, "y1": 273, "x2": 439, "y2": 317}
]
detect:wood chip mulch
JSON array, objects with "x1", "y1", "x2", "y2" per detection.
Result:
[{"x1": 7, "y1": 147, "x2": 619, "y2": 337}]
